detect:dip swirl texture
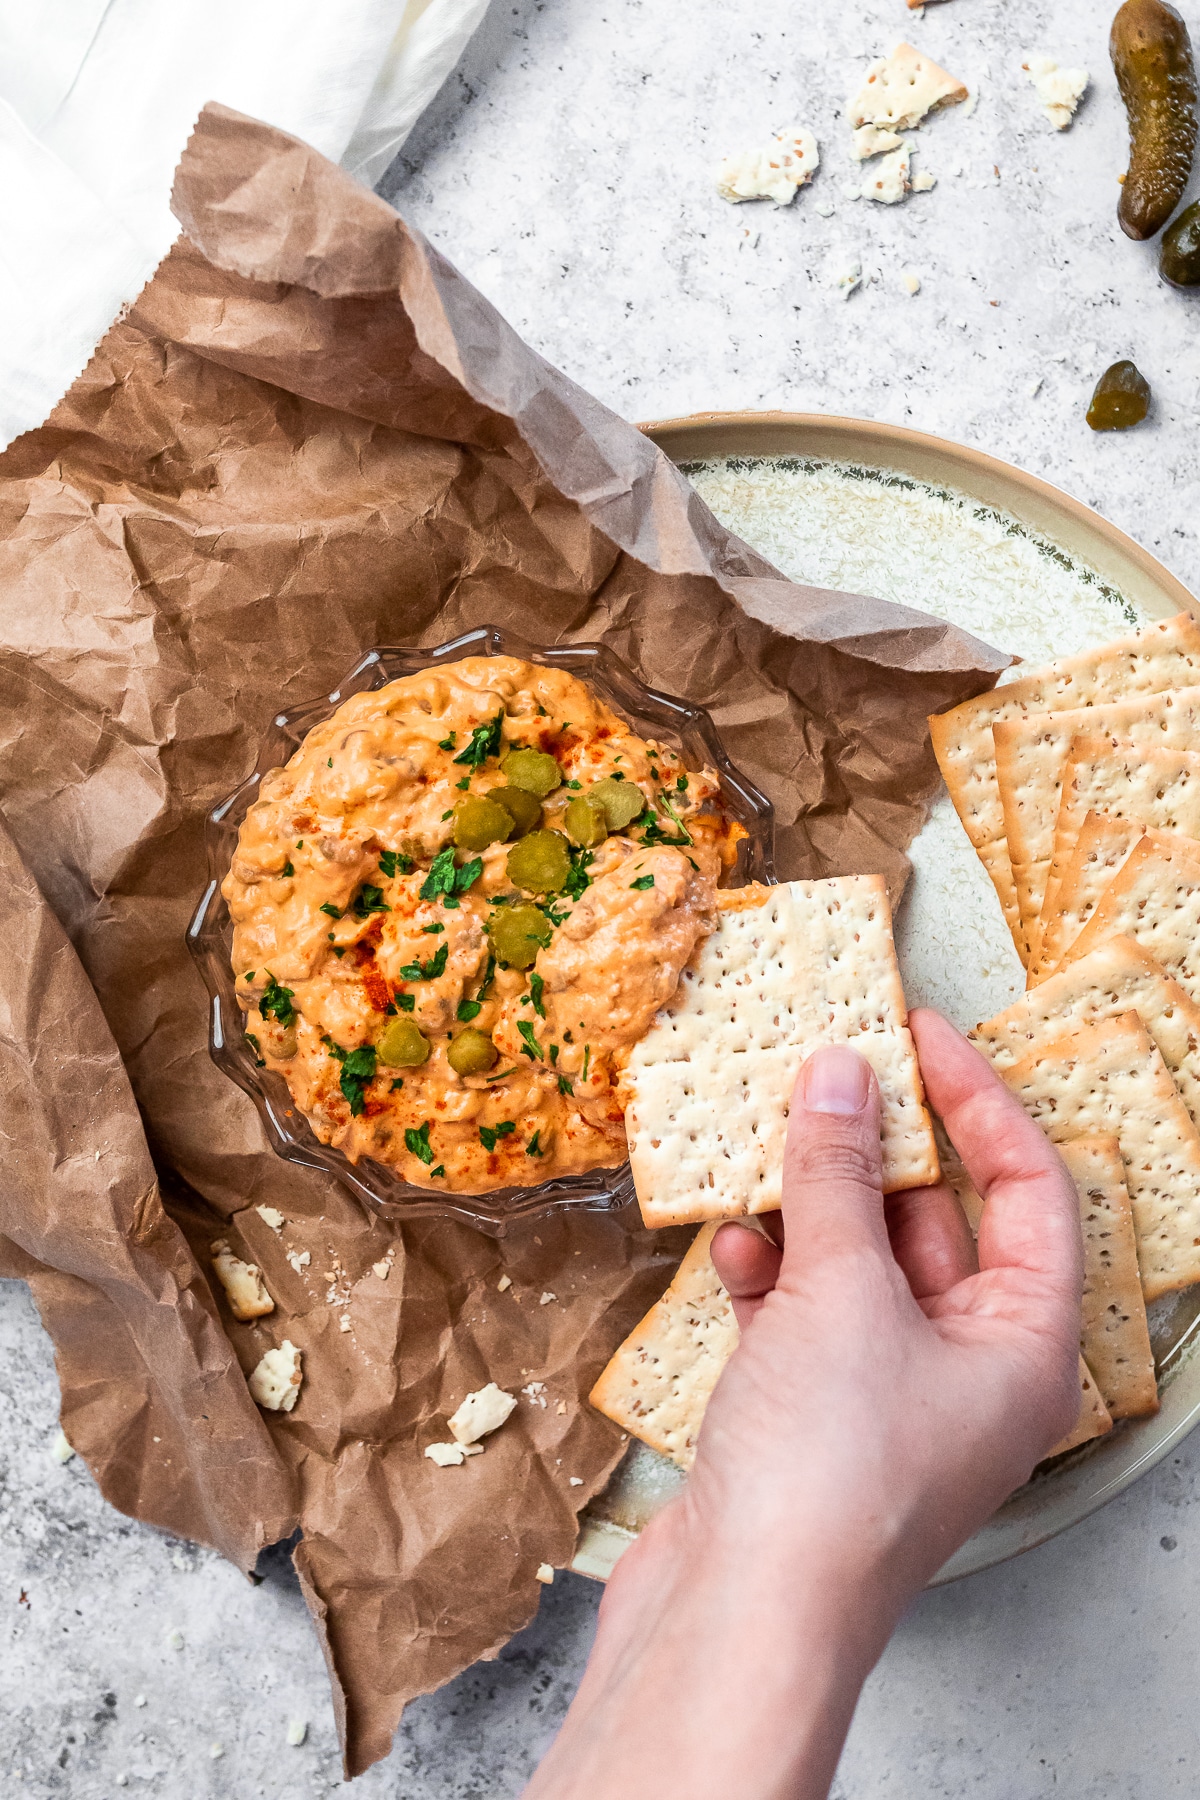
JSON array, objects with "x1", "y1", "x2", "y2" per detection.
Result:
[{"x1": 224, "y1": 657, "x2": 736, "y2": 1194}]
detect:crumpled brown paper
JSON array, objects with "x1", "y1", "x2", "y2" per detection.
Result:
[{"x1": 0, "y1": 102, "x2": 1008, "y2": 1777}]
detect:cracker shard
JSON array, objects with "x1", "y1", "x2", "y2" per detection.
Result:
[
  {"x1": 448, "y1": 1382, "x2": 517, "y2": 1446},
  {"x1": 927, "y1": 613, "x2": 1200, "y2": 964},
  {"x1": 1059, "y1": 1136, "x2": 1158, "y2": 1421},
  {"x1": 717, "y1": 129, "x2": 819, "y2": 206},
  {"x1": 622, "y1": 876, "x2": 938, "y2": 1229},
  {"x1": 210, "y1": 1239, "x2": 274, "y2": 1320},
  {"x1": 248, "y1": 1340, "x2": 303, "y2": 1413},
  {"x1": 999, "y1": 1014, "x2": 1200, "y2": 1301},
  {"x1": 589, "y1": 1223, "x2": 738, "y2": 1469},
  {"x1": 848, "y1": 43, "x2": 968, "y2": 132}
]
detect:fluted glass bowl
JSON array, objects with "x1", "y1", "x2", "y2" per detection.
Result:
[{"x1": 186, "y1": 625, "x2": 776, "y2": 1234}]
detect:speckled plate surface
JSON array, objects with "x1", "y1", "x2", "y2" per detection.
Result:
[{"x1": 573, "y1": 410, "x2": 1200, "y2": 1587}]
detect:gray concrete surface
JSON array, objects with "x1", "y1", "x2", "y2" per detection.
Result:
[{"x1": 6, "y1": 0, "x2": 1200, "y2": 1793}]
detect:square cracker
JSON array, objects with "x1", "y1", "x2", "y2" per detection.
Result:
[
  {"x1": 1000, "y1": 1013, "x2": 1200, "y2": 1300},
  {"x1": 588, "y1": 1223, "x2": 738, "y2": 1469},
  {"x1": 972, "y1": 934, "x2": 1200, "y2": 1132},
  {"x1": 928, "y1": 615, "x2": 1200, "y2": 962},
  {"x1": 1059, "y1": 1136, "x2": 1159, "y2": 1420},
  {"x1": 1030, "y1": 735, "x2": 1200, "y2": 977},
  {"x1": 1056, "y1": 833, "x2": 1200, "y2": 1005},
  {"x1": 1034, "y1": 813, "x2": 1154, "y2": 983},
  {"x1": 995, "y1": 684, "x2": 1200, "y2": 962},
  {"x1": 1051, "y1": 1358, "x2": 1113, "y2": 1457},
  {"x1": 623, "y1": 877, "x2": 938, "y2": 1229}
]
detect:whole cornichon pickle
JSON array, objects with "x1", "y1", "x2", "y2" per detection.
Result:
[
  {"x1": 1112, "y1": 0, "x2": 1197, "y2": 240},
  {"x1": 1086, "y1": 359, "x2": 1153, "y2": 430},
  {"x1": 1161, "y1": 198, "x2": 1200, "y2": 283}
]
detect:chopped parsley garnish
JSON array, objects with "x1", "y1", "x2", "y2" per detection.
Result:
[
  {"x1": 477, "y1": 952, "x2": 496, "y2": 1000},
  {"x1": 422, "y1": 922, "x2": 445, "y2": 934},
  {"x1": 243, "y1": 971, "x2": 256, "y2": 982},
  {"x1": 453, "y1": 711, "x2": 504, "y2": 768},
  {"x1": 631, "y1": 874, "x2": 655, "y2": 890},
  {"x1": 390, "y1": 1078, "x2": 404, "y2": 1091},
  {"x1": 378, "y1": 849, "x2": 413, "y2": 878},
  {"x1": 676, "y1": 774, "x2": 688, "y2": 792},
  {"x1": 351, "y1": 883, "x2": 390, "y2": 919},
  {"x1": 295, "y1": 840, "x2": 304, "y2": 849},
  {"x1": 563, "y1": 847, "x2": 593, "y2": 902},
  {"x1": 438, "y1": 731, "x2": 458, "y2": 751},
  {"x1": 430, "y1": 1165, "x2": 446, "y2": 1178},
  {"x1": 319, "y1": 902, "x2": 343, "y2": 919},
  {"x1": 323, "y1": 1039, "x2": 377, "y2": 1115},
  {"x1": 332, "y1": 946, "x2": 345, "y2": 958},
  {"x1": 397, "y1": 992, "x2": 415, "y2": 1012},
  {"x1": 245, "y1": 1032, "x2": 265, "y2": 1067},
  {"x1": 536, "y1": 897, "x2": 569, "y2": 928},
  {"x1": 405, "y1": 1121, "x2": 435, "y2": 1164},
  {"x1": 260, "y1": 973, "x2": 297, "y2": 1028},
  {"x1": 457, "y1": 998, "x2": 482, "y2": 1022},
  {"x1": 456, "y1": 776, "x2": 471, "y2": 790},
  {"x1": 526, "y1": 1131, "x2": 542, "y2": 1157},
  {"x1": 399, "y1": 941, "x2": 449, "y2": 981},
  {"x1": 281, "y1": 860, "x2": 294, "y2": 878},
  {"x1": 686, "y1": 855, "x2": 699, "y2": 871},
  {"x1": 517, "y1": 1021, "x2": 543, "y2": 1061},
  {"x1": 479, "y1": 1121, "x2": 517, "y2": 1152},
  {"x1": 441, "y1": 809, "x2": 453, "y2": 821},
  {"x1": 420, "y1": 848, "x2": 483, "y2": 905},
  {"x1": 529, "y1": 972, "x2": 546, "y2": 1018},
  {"x1": 549, "y1": 1043, "x2": 559, "y2": 1066},
  {"x1": 327, "y1": 757, "x2": 333, "y2": 768},
  {"x1": 557, "y1": 1073, "x2": 574, "y2": 1096},
  {"x1": 488, "y1": 1066, "x2": 518, "y2": 1082},
  {"x1": 582, "y1": 1045, "x2": 591, "y2": 1082},
  {"x1": 640, "y1": 794, "x2": 692, "y2": 848}
]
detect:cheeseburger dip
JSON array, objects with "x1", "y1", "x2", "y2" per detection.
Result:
[{"x1": 224, "y1": 657, "x2": 741, "y2": 1194}]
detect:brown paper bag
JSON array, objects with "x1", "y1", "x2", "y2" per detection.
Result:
[{"x1": 0, "y1": 102, "x2": 1006, "y2": 1775}]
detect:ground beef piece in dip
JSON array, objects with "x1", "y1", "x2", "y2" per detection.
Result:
[{"x1": 223, "y1": 656, "x2": 739, "y2": 1194}]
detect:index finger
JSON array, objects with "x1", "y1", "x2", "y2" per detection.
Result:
[{"x1": 909, "y1": 1007, "x2": 1081, "y2": 1290}]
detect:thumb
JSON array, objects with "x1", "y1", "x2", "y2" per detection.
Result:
[{"x1": 780, "y1": 1043, "x2": 888, "y2": 1268}]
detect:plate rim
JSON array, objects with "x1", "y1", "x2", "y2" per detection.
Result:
[{"x1": 572, "y1": 408, "x2": 1200, "y2": 1587}]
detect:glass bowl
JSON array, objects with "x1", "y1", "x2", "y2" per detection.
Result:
[{"x1": 186, "y1": 625, "x2": 776, "y2": 1234}]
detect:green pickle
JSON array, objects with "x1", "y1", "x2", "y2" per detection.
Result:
[
  {"x1": 447, "y1": 1027, "x2": 499, "y2": 1075},
  {"x1": 1161, "y1": 198, "x2": 1200, "y2": 283},
  {"x1": 486, "y1": 903, "x2": 553, "y2": 968},
  {"x1": 487, "y1": 784, "x2": 542, "y2": 835},
  {"x1": 500, "y1": 747, "x2": 562, "y2": 797},
  {"x1": 564, "y1": 795, "x2": 609, "y2": 848},
  {"x1": 506, "y1": 828, "x2": 572, "y2": 894},
  {"x1": 377, "y1": 1017, "x2": 431, "y2": 1066},
  {"x1": 453, "y1": 793, "x2": 515, "y2": 851},
  {"x1": 1087, "y1": 359, "x2": 1152, "y2": 429},
  {"x1": 588, "y1": 776, "x2": 646, "y2": 831},
  {"x1": 1112, "y1": 0, "x2": 1197, "y2": 240}
]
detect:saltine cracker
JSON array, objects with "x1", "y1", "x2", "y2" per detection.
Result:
[
  {"x1": 994, "y1": 684, "x2": 1200, "y2": 961},
  {"x1": 1000, "y1": 1014, "x2": 1200, "y2": 1300},
  {"x1": 623, "y1": 877, "x2": 938, "y2": 1228},
  {"x1": 1030, "y1": 735, "x2": 1200, "y2": 977},
  {"x1": 927, "y1": 615, "x2": 1200, "y2": 962},
  {"x1": 1056, "y1": 834, "x2": 1200, "y2": 1005},
  {"x1": 589, "y1": 1223, "x2": 738, "y2": 1469},
  {"x1": 1059, "y1": 1136, "x2": 1159, "y2": 1420}
]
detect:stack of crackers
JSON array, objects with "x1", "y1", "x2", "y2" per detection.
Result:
[{"x1": 594, "y1": 617, "x2": 1200, "y2": 1476}]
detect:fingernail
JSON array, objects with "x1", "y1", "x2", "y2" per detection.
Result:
[{"x1": 802, "y1": 1045, "x2": 870, "y2": 1115}]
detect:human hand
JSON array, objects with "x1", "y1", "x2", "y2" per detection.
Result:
[{"x1": 525, "y1": 1010, "x2": 1081, "y2": 1800}]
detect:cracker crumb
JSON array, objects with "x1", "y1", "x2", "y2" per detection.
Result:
[
  {"x1": 210, "y1": 1240, "x2": 274, "y2": 1320},
  {"x1": 540, "y1": 1291, "x2": 557, "y2": 1305},
  {"x1": 372, "y1": 1259, "x2": 390, "y2": 1279},
  {"x1": 535, "y1": 1564, "x2": 555, "y2": 1585},
  {"x1": 134, "y1": 1696, "x2": 147, "y2": 1709},
  {"x1": 255, "y1": 1205, "x2": 285, "y2": 1231},
  {"x1": 1021, "y1": 53, "x2": 1088, "y2": 130},
  {"x1": 912, "y1": 168, "x2": 936, "y2": 192},
  {"x1": 497, "y1": 1274, "x2": 513, "y2": 1292},
  {"x1": 286, "y1": 1249, "x2": 311, "y2": 1274},
  {"x1": 425, "y1": 1440, "x2": 485, "y2": 1466},
  {"x1": 286, "y1": 1718, "x2": 308, "y2": 1747},
  {"x1": 831, "y1": 259, "x2": 863, "y2": 299},
  {"x1": 449, "y1": 1383, "x2": 518, "y2": 1445},
  {"x1": 569, "y1": 1476, "x2": 583, "y2": 1487},
  {"x1": 901, "y1": 271, "x2": 921, "y2": 295},
  {"x1": 338, "y1": 1313, "x2": 352, "y2": 1333},
  {"x1": 210, "y1": 1743, "x2": 224, "y2": 1760},
  {"x1": 717, "y1": 128, "x2": 819, "y2": 206},
  {"x1": 248, "y1": 1341, "x2": 303, "y2": 1413},
  {"x1": 556, "y1": 1399, "x2": 569, "y2": 1415},
  {"x1": 51, "y1": 1428, "x2": 75, "y2": 1464}
]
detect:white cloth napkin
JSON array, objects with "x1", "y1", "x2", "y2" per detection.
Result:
[{"x1": 0, "y1": 0, "x2": 487, "y2": 450}]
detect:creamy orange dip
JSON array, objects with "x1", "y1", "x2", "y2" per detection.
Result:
[{"x1": 224, "y1": 657, "x2": 738, "y2": 1194}]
